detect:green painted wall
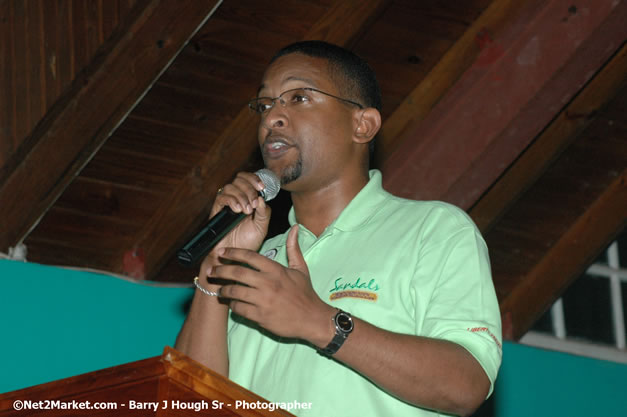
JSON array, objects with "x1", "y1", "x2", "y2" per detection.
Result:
[
  {"x1": 0, "y1": 259, "x2": 192, "y2": 392},
  {"x1": 495, "y1": 342, "x2": 627, "y2": 416},
  {"x1": 1, "y1": 259, "x2": 626, "y2": 416}
]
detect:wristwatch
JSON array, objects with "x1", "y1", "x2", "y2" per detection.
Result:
[{"x1": 321, "y1": 310, "x2": 353, "y2": 356}]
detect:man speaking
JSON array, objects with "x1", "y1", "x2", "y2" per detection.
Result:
[{"x1": 176, "y1": 41, "x2": 502, "y2": 417}]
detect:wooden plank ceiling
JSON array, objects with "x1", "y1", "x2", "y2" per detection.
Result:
[{"x1": 1, "y1": 0, "x2": 625, "y2": 340}]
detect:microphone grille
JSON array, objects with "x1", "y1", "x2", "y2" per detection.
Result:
[{"x1": 256, "y1": 169, "x2": 281, "y2": 201}]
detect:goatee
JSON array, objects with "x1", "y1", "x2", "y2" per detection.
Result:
[
  {"x1": 262, "y1": 149, "x2": 303, "y2": 185},
  {"x1": 280, "y1": 157, "x2": 302, "y2": 185}
]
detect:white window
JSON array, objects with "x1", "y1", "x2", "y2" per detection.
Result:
[{"x1": 522, "y1": 230, "x2": 627, "y2": 364}]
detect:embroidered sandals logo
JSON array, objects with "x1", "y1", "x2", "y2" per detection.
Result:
[{"x1": 329, "y1": 277, "x2": 380, "y2": 302}]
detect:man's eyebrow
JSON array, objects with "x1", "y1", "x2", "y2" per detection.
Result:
[{"x1": 256, "y1": 76, "x2": 318, "y2": 96}]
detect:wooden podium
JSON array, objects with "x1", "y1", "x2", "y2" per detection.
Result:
[{"x1": 0, "y1": 347, "x2": 296, "y2": 416}]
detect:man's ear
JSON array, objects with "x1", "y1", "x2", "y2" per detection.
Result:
[{"x1": 353, "y1": 108, "x2": 381, "y2": 145}]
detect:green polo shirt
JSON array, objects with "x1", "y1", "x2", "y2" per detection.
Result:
[{"x1": 227, "y1": 170, "x2": 502, "y2": 416}]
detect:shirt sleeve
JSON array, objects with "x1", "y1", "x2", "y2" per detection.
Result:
[{"x1": 412, "y1": 205, "x2": 503, "y2": 396}]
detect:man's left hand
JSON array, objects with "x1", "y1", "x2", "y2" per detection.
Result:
[{"x1": 210, "y1": 225, "x2": 335, "y2": 345}]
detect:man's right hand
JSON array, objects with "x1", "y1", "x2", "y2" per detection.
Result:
[
  {"x1": 177, "y1": 173, "x2": 269, "y2": 375},
  {"x1": 199, "y1": 171, "x2": 272, "y2": 281}
]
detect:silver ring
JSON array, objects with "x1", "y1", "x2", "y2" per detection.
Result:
[{"x1": 217, "y1": 187, "x2": 224, "y2": 195}]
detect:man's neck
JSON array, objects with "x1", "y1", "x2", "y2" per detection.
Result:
[{"x1": 290, "y1": 172, "x2": 369, "y2": 237}]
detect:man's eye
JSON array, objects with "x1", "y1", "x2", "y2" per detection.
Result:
[
  {"x1": 290, "y1": 93, "x2": 309, "y2": 103},
  {"x1": 256, "y1": 102, "x2": 272, "y2": 113}
]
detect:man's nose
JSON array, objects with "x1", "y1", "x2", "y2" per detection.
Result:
[{"x1": 263, "y1": 100, "x2": 288, "y2": 128}]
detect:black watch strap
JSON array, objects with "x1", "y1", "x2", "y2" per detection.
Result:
[{"x1": 321, "y1": 310, "x2": 353, "y2": 356}]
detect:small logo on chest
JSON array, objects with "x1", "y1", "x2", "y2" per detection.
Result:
[
  {"x1": 263, "y1": 248, "x2": 278, "y2": 260},
  {"x1": 329, "y1": 277, "x2": 380, "y2": 302}
]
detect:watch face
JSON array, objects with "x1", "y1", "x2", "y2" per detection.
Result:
[{"x1": 336, "y1": 312, "x2": 354, "y2": 332}]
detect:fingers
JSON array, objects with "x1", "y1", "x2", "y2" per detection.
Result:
[
  {"x1": 218, "y1": 284, "x2": 260, "y2": 319},
  {"x1": 213, "y1": 248, "x2": 273, "y2": 276},
  {"x1": 219, "y1": 282, "x2": 255, "y2": 302},
  {"x1": 211, "y1": 172, "x2": 266, "y2": 216},
  {"x1": 252, "y1": 196, "x2": 270, "y2": 224},
  {"x1": 208, "y1": 262, "x2": 258, "y2": 288},
  {"x1": 214, "y1": 225, "x2": 304, "y2": 275},
  {"x1": 286, "y1": 225, "x2": 306, "y2": 272},
  {"x1": 208, "y1": 259, "x2": 263, "y2": 308}
]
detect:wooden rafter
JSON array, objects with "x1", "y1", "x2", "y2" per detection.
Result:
[
  {"x1": 381, "y1": 0, "x2": 626, "y2": 209},
  {"x1": 483, "y1": 43, "x2": 627, "y2": 339},
  {"x1": 499, "y1": 169, "x2": 627, "y2": 340},
  {"x1": 470, "y1": 44, "x2": 627, "y2": 233},
  {"x1": 0, "y1": 0, "x2": 221, "y2": 253},
  {"x1": 376, "y1": 0, "x2": 531, "y2": 164}
]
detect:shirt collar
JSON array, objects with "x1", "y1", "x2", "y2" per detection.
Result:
[{"x1": 287, "y1": 169, "x2": 391, "y2": 233}]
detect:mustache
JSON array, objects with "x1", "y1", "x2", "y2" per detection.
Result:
[{"x1": 262, "y1": 129, "x2": 291, "y2": 145}]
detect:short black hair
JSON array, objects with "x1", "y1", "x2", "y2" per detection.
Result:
[
  {"x1": 270, "y1": 41, "x2": 382, "y2": 112},
  {"x1": 270, "y1": 41, "x2": 381, "y2": 161}
]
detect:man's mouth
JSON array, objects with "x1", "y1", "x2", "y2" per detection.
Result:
[{"x1": 262, "y1": 138, "x2": 293, "y2": 159}]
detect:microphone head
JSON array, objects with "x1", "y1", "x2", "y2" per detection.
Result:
[{"x1": 255, "y1": 169, "x2": 281, "y2": 201}]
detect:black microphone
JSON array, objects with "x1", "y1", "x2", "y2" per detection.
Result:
[{"x1": 176, "y1": 169, "x2": 281, "y2": 266}]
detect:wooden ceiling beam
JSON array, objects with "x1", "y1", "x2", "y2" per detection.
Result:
[
  {"x1": 376, "y1": 0, "x2": 531, "y2": 164},
  {"x1": 128, "y1": 0, "x2": 390, "y2": 280},
  {"x1": 0, "y1": 0, "x2": 222, "y2": 253},
  {"x1": 470, "y1": 44, "x2": 627, "y2": 233},
  {"x1": 500, "y1": 168, "x2": 627, "y2": 340},
  {"x1": 305, "y1": 0, "x2": 389, "y2": 46},
  {"x1": 381, "y1": 0, "x2": 627, "y2": 209}
]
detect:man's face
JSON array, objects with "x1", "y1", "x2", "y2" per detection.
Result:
[{"x1": 255, "y1": 53, "x2": 358, "y2": 192}]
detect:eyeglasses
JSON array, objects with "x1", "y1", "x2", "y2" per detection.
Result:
[{"x1": 248, "y1": 87, "x2": 364, "y2": 115}]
